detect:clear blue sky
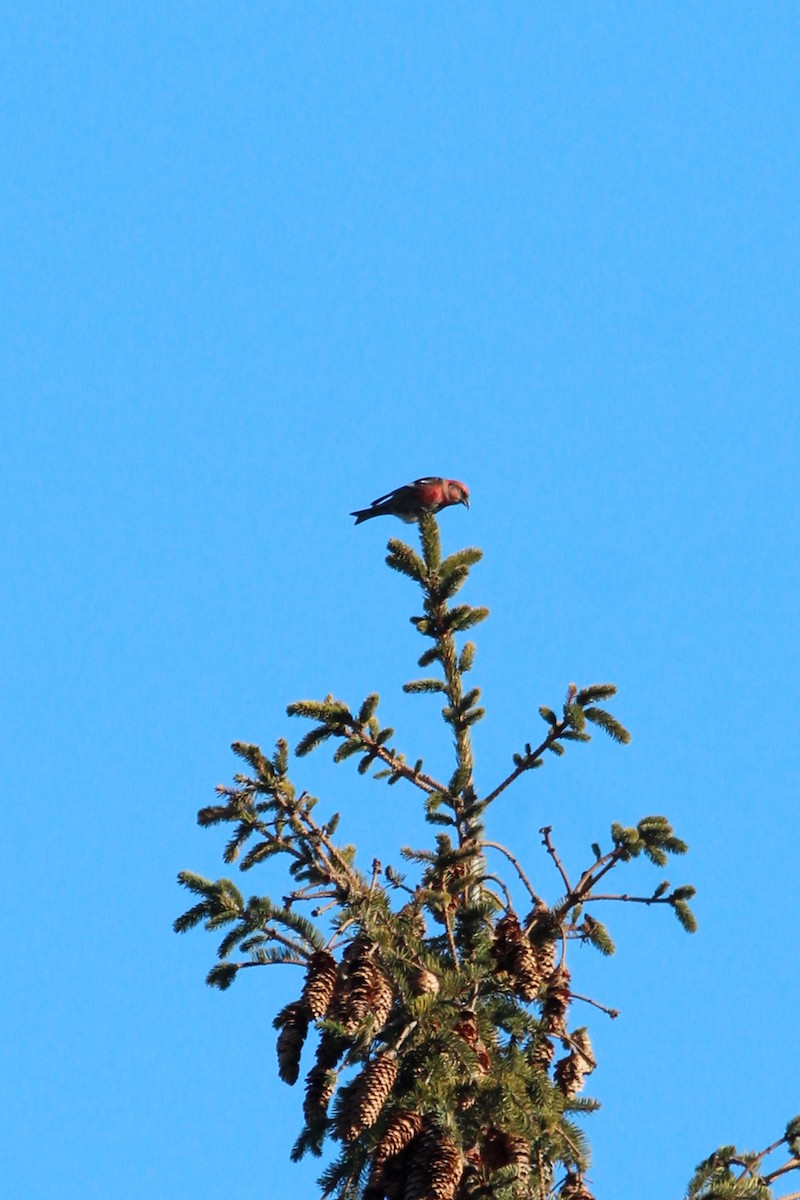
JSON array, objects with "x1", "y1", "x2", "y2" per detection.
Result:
[{"x1": 3, "y1": 5, "x2": 798, "y2": 1198}]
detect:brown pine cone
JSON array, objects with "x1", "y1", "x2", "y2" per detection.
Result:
[
  {"x1": 381, "y1": 1145, "x2": 415, "y2": 1200},
  {"x1": 337, "y1": 1052, "x2": 398, "y2": 1142},
  {"x1": 529, "y1": 1032, "x2": 555, "y2": 1072},
  {"x1": 303, "y1": 1062, "x2": 337, "y2": 1123},
  {"x1": 300, "y1": 949, "x2": 338, "y2": 1020},
  {"x1": 491, "y1": 912, "x2": 545, "y2": 1001},
  {"x1": 274, "y1": 1000, "x2": 309, "y2": 1085},
  {"x1": 507, "y1": 1135, "x2": 531, "y2": 1186},
  {"x1": 512, "y1": 943, "x2": 545, "y2": 1002},
  {"x1": 452, "y1": 1010, "x2": 490, "y2": 1075},
  {"x1": 554, "y1": 1027, "x2": 596, "y2": 1099},
  {"x1": 541, "y1": 962, "x2": 571, "y2": 1038},
  {"x1": 482, "y1": 1127, "x2": 531, "y2": 1182},
  {"x1": 329, "y1": 940, "x2": 379, "y2": 1035},
  {"x1": 531, "y1": 935, "x2": 557, "y2": 980},
  {"x1": 404, "y1": 1121, "x2": 463, "y2": 1200},
  {"x1": 370, "y1": 968, "x2": 395, "y2": 1032},
  {"x1": 560, "y1": 1169, "x2": 595, "y2": 1200},
  {"x1": 373, "y1": 1110, "x2": 425, "y2": 1174},
  {"x1": 409, "y1": 966, "x2": 441, "y2": 997},
  {"x1": 491, "y1": 912, "x2": 524, "y2": 971},
  {"x1": 428, "y1": 1131, "x2": 464, "y2": 1200}
]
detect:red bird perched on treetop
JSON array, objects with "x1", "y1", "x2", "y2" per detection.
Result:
[{"x1": 351, "y1": 477, "x2": 470, "y2": 525}]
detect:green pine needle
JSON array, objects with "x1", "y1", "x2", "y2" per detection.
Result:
[
  {"x1": 403, "y1": 678, "x2": 447, "y2": 694},
  {"x1": 564, "y1": 702, "x2": 586, "y2": 731},
  {"x1": 576, "y1": 683, "x2": 618, "y2": 705},
  {"x1": 673, "y1": 899, "x2": 698, "y2": 933},
  {"x1": 176, "y1": 869, "x2": 214, "y2": 896},
  {"x1": 173, "y1": 900, "x2": 213, "y2": 934},
  {"x1": 439, "y1": 547, "x2": 483, "y2": 574},
  {"x1": 458, "y1": 641, "x2": 476, "y2": 672},
  {"x1": 432, "y1": 564, "x2": 470, "y2": 601},
  {"x1": 583, "y1": 707, "x2": 631, "y2": 744},
  {"x1": 418, "y1": 645, "x2": 443, "y2": 668},
  {"x1": 295, "y1": 724, "x2": 337, "y2": 757},
  {"x1": 239, "y1": 841, "x2": 280, "y2": 871},
  {"x1": 206, "y1": 962, "x2": 239, "y2": 990},
  {"x1": 444, "y1": 604, "x2": 490, "y2": 632},
  {"x1": 584, "y1": 916, "x2": 616, "y2": 956},
  {"x1": 385, "y1": 539, "x2": 427, "y2": 582},
  {"x1": 418, "y1": 511, "x2": 442, "y2": 569},
  {"x1": 357, "y1": 692, "x2": 380, "y2": 723},
  {"x1": 333, "y1": 738, "x2": 363, "y2": 762}
]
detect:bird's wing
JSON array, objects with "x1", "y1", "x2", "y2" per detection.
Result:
[
  {"x1": 367, "y1": 486, "x2": 404, "y2": 507},
  {"x1": 369, "y1": 478, "x2": 439, "y2": 506}
]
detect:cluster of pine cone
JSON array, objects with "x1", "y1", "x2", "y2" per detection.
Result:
[
  {"x1": 275, "y1": 939, "x2": 394, "y2": 1126},
  {"x1": 273, "y1": 914, "x2": 596, "y2": 1198},
  {"x1": 491, "y1": 910, "x2": 595, "y2": 1098},
  {"x1": 364, "y1": 1112, "x2": 462, "y2": 1200}
]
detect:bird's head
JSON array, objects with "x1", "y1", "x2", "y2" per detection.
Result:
[{"x1": 446, "y1": 479, "x2": 470, "y2": 509}]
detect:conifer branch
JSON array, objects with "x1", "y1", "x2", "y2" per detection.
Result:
[
  {"x1": 348, "y1": 725, "x2": 448, "y2": 796},
  {"x1": 482, "y1": 721, "x2": 568, "y2": 808},
  {"x1": 295, "y1": 799, "x2": 363, "y2": 893},
  {"x1": 688, "y1": 1125, "x2": 800, "y2": 1199},
  {"x1": 263, "y1": 926, "x2": 315, "y2": 958},
  {"x1": 483, "y1": 683, "x2": 629, "y2": 812},
  {"x1": 288, "y1": 696, "x2": 451, "y2": 797},
  {"x1": 284, "y1": 886, "x2": 340, "y2": 907},
  {"x1": 390, "y1": 514, "x2": 488, "y2": 847},
  {"x1": 238, "y1": 956, "x2": 305, "y2": 969}
]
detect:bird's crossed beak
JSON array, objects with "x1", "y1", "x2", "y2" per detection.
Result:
[{"x1": 461, "y1": 495, "x2": 470, "y2": 509}]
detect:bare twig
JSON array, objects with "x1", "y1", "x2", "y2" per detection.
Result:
[
  {"x1": 747, "y1": 1136, "x2": 794, "y2": 1171},
  {"x1": 283, "y1": 886, "x2": 338, "y2": 907},
  {"x1": 483, "y1": 839, "x2": 544, "y2": 906},
  {"x1": 570, "y1": 990, "x2": 620, "y2": 1019},
  {"x1": 573, "y1": 847, "x2": 627, "y2": 899},
  {"x1": 264, "y1": 925, "x2": 314, "y2": 957},
  {"x1": 481, "y1": 874, "x2": 512, "y2": 910},
  {"x1": 540, "y1": 826, "x2": 573, "y2": 893},
  {"x1": 766, "y1": 1159, "x2": 800, "y2": 1185}
]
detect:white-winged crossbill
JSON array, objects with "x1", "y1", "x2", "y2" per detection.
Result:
[{"x1": 351, "y1": 477, "x2": 470, "y2": 525}]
